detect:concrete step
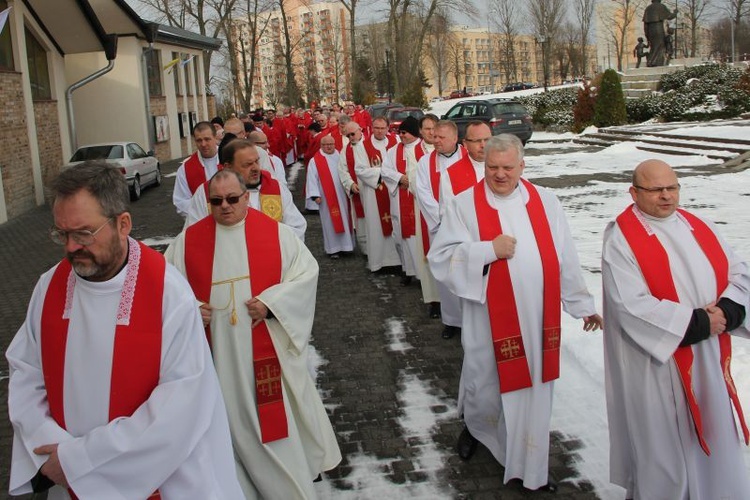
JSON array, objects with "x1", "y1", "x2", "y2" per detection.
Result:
[
  {"x1": 602, "y1": 127, "x2": 750, "y2": 147},
  {"x1": 624, "y1": 88, "x2": 654, "y2": 99},
  {"x1": 620, "y1": 73, "x2": 664, "y2": 83},
  {"x1": 622, "y1": 80, "x2": 660, "y2": 90},
  {"x1": 634, "y1": 144, "x2": 728, "y2": 160},
  {"x1": 587, "y1": 132, "x2": 747, "y2": 155}
]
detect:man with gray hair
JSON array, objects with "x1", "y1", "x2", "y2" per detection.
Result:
[
  {"x1": 7, "y1": 161, "x2": 243, "y2": 498},
  {"x1": 428, "y1": 134, "x2": 602, "y2": 492}
]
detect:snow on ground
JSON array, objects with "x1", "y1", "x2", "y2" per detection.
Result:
[
  {"x1": 314, "y1": 318, "x2": 455, "y2": 499},
  {"x1": 426, "y1": 84, "x2": 580, "y2": 117},
  {"x1": 662, "y1": 124, "x2": 750, "y2": 142}
]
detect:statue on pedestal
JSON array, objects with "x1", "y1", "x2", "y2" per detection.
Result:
[{"x1": 643, "y1": 0, "x2": 677, "y2": 67}]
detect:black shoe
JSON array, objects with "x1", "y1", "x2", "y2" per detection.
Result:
[
  {"x1": 441, "y1": 325, "x2": 460, "y2": 339},
  {"x1": 456, "y1": 427, "x2": 478, "y2": 460},
  {"x1": 428, "y1": 302, "x2": 441, "y2": 319},
  {"x1": 400, "y1": 275, "x2": 412, "y2": 286},
  {"x1": 329, "y1": 253, "x2": 340, "y2": 259}
]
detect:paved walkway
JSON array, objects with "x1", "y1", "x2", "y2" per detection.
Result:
[{"x1": 0, "y1": 159, "x2": 601, "y2": 499}]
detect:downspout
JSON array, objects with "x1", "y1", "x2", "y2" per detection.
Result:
[
  {"x1": 141, "y1": 22, "x2": 160, "y2": 154},
  {"x1": 66, "y1": 34, "x2": 118, "y2": 152}
]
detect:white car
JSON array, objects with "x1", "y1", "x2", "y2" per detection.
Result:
[{"x1": 65, "y1": 142, "x2": 161, "y2": 200}]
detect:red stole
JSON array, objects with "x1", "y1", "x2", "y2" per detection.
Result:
[
  {"x1": 616, "y1": 205, "x2": 749, "y2": 454},
  {"x1": 184, "y1": 212, "x2": 288, "y2": 443},
  {"x1": 447, "y1": 156, "x2": 479, "y2": 196},
  {"x1": 184, "y1": 153, "x2": 209, "y2": 195},
  {"x1": 313, "y1": 152, "x2": 348, "y2": 233},
  {"x1": 420, "y1": 147, "x2": 466, "y2": 255},
  {"x1": 345, "y1": 144, "x2": 365, "y2": 219},
  {"x1": 41, "y1": 242, "x2": 165, "y2": 500},
  {"x1": 474, "y1": 179, "x2": 561, "y2": 393},
  {"x1": 395, "y1": 143, "x2": 416, "y2": 238},
  {"x1": 362, "y1": 137, "x2": 394, "y2": 237}
]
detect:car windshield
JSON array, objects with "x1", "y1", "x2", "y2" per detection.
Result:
[
  {"x1": 70, "y1": 145, "x2": 124, "y2": 162},
  {"x1": 492, "y1": 103, "x2": 528, "y2": 115},
  {"x1": 390, "y1": 109, "x2": 423, "y2": 121}
]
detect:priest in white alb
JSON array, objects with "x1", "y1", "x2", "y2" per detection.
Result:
[
  {"x1": 184, "y1": 139, "x2": 306, "y2": 241},
  {"x1": 428, "y1": 134, "x2": 602, "y2": 492},
  {"x1": 167, "y1": 169, "x2": 342, "y2": 499},
  {"x1": 382, "y1": 116, "x2": 425, "y2": 285},
  {"x1": 602, "y1": 159, "x2": 750, "y2": 500},
  {"x1": 417, "y1": 120, "x2": 468, "y2": 339},
  {"x1": 7, "y1": 162, "x2": 243, "y2": 499},
  {"x1": 173, "y1": 121, "x2": 220, "y2": 217},
  {"x1": 305, "y1": 134, "x2": 355, "y2": 257}
]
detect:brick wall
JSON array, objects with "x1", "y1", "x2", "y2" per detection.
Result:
[
  {"x1": 0, "y1": 72, "x2": 35, "y2": 219},
  {"x1": 207, "y1": 95, "x2": 216, "y2": 120},
  {"x1": 34, "y1": 100, "x2": 63, "y2": 191}
]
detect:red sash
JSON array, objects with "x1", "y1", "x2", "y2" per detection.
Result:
[
  {"x1": 474, "y1": 179, "x2": 561, "y2": 393},
  {"x1": 395, "y1": 143, "x2": 416, "y2": 238},
  {"x1": 184, "y1": 153, "x2": 208, "y2": 195},
  {"x1": 363, "y1": 138, "x2": 394, "y2": 237},
  {"x1": 447, "y1": 156, "x2": 479, "y2": 196},
  {"x1": 345, "y1": 145, "x2": 365, "y2": 219},
  {"x1": 313, "y1": 152, "x2": 348, "y2": 233},
  {"x1": 184, "y1": 212, "x2": 288, "y2": 443},
  {"x1": 616, "y1": 205, "x2": 749, "y2": 454},
  {"x1": 41, "y1": 242, "x2": 164, "y2": 500}
]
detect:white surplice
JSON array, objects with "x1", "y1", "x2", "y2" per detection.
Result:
[
  {"x1": 428, "y1": 181, "x2": 597, "y2": 490},
  {"x1": 270, "y1": 153, "x2": 288, "y2": 186},
  {"x1": 305, "y1": 150, "x2": 355, "y2": 254},
  {"x1": 338, "y1": 146, "x2": 367, "y2": 254},
  {"x1": 382, "y1": 140, "x2": 420, "y2": 277},
  {"x1": 352, "y1": 138, "x2": 401, "y2": 271},
  {"x1": 416, "y1": 147, "x2": 466, "y2": 326},
  {"x1": 7, "y1": 242, "x2": 243, "y2": 499},
  {"x1": 169, "y1": 219, "x2": 342, "y2": 500},
  {"x1": 184, "y1": 174, "x2": 307, "y2": 241},
  {"x1": 173, "y1": 152, "x2": 220, "y2": 217},
  {"x1": 602, "y1": 207, "x2": 750, "y2": 500}
]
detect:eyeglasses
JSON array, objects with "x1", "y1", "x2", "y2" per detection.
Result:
[
  {"x1": 49, "y1": 218, "x2": 113, "y2": 246},
  {"x1": 209, "y1": 194, "x2": 245, "y2": 206},
  {"x1": 346, "y1": 132, "x2": 358, "y2": 138},
  {"x1": 633, "y1": 184, "x2": 680, "y2": 194},
  {"x1": 464, "y1": 137, "x2": 490, "y2": 144}
]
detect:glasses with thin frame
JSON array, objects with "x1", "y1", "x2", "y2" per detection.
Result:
[
  {"x1": 209, "y1": 193, "x2": 245, "y2": 206},
  {"x1": 633, "y1": 184, "x2": 680, "y2": 194},
  {"x1": 464, "y1": 137, "x2": 490, "y2": 144},
  {"x1": 49, "y1": 218, "x2": 113, "y2": 246}
]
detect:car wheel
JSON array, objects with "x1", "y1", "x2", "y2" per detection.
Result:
[
  {"x1": 154, "y1": 164, "x2": 162, "y2": 186},
  {"x1": 130, "y1": 175, "x2": 142, "y2": 201}
]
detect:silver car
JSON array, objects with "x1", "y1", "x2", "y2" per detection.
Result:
[{"x1": 65, "y1": 142, "x2": 161, "y2": 200}]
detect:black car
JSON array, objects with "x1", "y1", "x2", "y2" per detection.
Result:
[
  {"x1": 366, "y1": 102, "x2": 404, "y2": 119},
  {"x1": 503, "y1": 82, "x2": 537, "y2": 92},
  {"x1": 442, "y1": 99, "x2": 533, "y2": 144}
]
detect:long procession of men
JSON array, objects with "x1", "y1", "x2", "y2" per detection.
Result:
[{"x1": 5, "y1": 98, "x2": 749, "y2": 499}]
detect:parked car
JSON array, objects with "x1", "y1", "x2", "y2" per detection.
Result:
[
  {"x1": 64, "y1": 142, "x2": 161, "y2": 200},
  {"x1": 366, "y1": 102, "x2": 404, "y2": 119},
  {"x1": 386, "y1": 107, "x2": 425, "y2": 134},
  {"x1": 441, "y1": 98, "x2": 533, "y2": 144},
  {"x1": 449, "y1": 90, "x2": 472, "y2": 99},
  {"x1": 503, "y1": 82, "x2": 537, "y2": 92}
]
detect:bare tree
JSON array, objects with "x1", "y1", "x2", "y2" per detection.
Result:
[
  {"x1": 677, "y1": 0, "x2": 711, "y2": 57},
  {"x1": 425, "y1": 10, "x2": 452, "y2": 96},
  {"x1": 445, "y1": 32, "x2": 466, "y2": 91},
  {"x1": 573, "y1": 0, "x2": 595, "y2": 77},
  {"x1": 337, "y1": 0, "x2": 362, "y2": 100},
  {"x1": 491, "y1": 0, "x2": 520, "y2": 85},
  {"x1": 137, "y1": 0, "x2": 239, "y2": 90},
  {"x1": 599, "y1": 0, "x2": 647, "y2": 71},
  {"x1": 527, "y1": 0, "x2": 568, "y2": 89}
]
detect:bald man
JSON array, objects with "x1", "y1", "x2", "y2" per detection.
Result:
[
  {"x1": 603, "y1": 159, "x2": 750, "y2": 499},
  {"x1": 249, "y1": 130, "x2": 287, "y2": 186}
]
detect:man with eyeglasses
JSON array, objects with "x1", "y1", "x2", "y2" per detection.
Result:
[
  {"x1": 182, "y1": 139, "x2": 306, "y2": 241},
  {"x1": 305, "y1": 135, "x2": 355, "y2": 258},
  {"x1": 429, "y1": 134, "x2": 601, "y2": 492},
  {"x1": 602, "y1": 159, "x2": 750, "y2": 499},
  {"x1": 7, "y1": 161, "x2": 243, "y2": 499},
  {"x1": 340, "y1": 119, "x2": 401, "y2": 272},
  {"x1": 173, "y1": 121, "x2": 220, "y2": 217},
  {"x1": 417, "y1": 120, "x2": 468, "y2": 339},
  {"x1": 169, "y1": 169, "x2": 341, "y2": 499},
  {"x1": 249, "y1": 130, "x2": 287, "y2": 186}
]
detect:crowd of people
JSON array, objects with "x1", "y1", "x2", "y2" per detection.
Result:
[{"x1": 5, "y1": 96, "x2": 750, "y2": 499}]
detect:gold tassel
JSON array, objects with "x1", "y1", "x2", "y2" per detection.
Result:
[{"x1": 230, "y1": 308, "x2": 238, "y2": 326}]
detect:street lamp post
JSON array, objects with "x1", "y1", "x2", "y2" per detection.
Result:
[
  {"x1": 385, "y1": 49, "x2": 392, "y2": 104},
  {"x1": 538, "y1": 34, "x2": 548, "y2": 92}
]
